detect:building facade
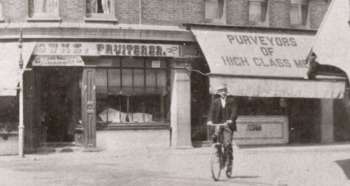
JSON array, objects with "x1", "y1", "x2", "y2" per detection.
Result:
[{"x1": 0, "y1": 0, "x2": 346, "y2": 154}]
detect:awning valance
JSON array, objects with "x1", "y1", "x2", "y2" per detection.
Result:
[
  {"x1": 0, "y1": 42, "x2": 35, "y2": 96},
  {"x1": 210, "y1": 76, "x2": 345, "y2": 99},
  {"x1": 191, "y1": 27, "x2": 346, "y2": 98}
]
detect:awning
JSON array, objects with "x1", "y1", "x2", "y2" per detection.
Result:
[
  {"x1": 191, "y1": 27, "x2": 346, "y2": 98},
  {"x1": 210, "y1": 76, "x2": 345, "y2": 99},
  {"x1": 0, "y1": 42, "x2": 35, "y2": 96},
  {"x1": 312, "y1": 0, "x2": 350, "y2": 81}
]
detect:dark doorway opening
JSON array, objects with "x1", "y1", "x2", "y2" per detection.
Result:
[
  {"x1": 288, "y1": 98, "x2": 321, "y2": 143},
  {"x1": 37, "y1": 68, "x2": 81, "y2": 143},
  {"x1": 191, "y1": 60, "x2": 211, "y2": 142}
]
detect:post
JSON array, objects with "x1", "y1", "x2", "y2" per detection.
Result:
[{"x1": 18, "y1": 28, "x2": 24, "y2": 157}]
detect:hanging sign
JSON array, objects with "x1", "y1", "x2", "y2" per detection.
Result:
[
  {"x1": 32, "y1": 56, "x2": 85, "y2": 66},
  {"x1": 34, "y1": 42, "x2": 180, "y2": 57}
]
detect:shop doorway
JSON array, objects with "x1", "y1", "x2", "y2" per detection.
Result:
[
  {"x1": 288, "y1": 99, "x2": 321, "y2": 143},
  {"x1": 36, "y1": 68, "x2": 82, "y2": 143},
  {"x1": 191, "y1": 60, "x2": 211, "y2": 142}
]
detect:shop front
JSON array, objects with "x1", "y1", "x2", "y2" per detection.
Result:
[
  {"x1": 188, "y1": 25, "x2": 346, "y2": 145},
  {"x1": 22, "y1": 41, "x2": 192, "y2": 151}
]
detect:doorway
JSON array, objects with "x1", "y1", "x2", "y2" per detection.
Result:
[
  {"x1": 191, "y1": 59, "x2": 211, "y2": 142},
  {"x1": 36, "y1": 68, "x2": 82, "y2": 143},
  {"x1": 288, "y1": 98, "x2": 321, "y2": 143}
]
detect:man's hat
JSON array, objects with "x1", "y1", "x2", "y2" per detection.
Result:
[{"x1": 215, "y1": 83, "x2": 228, "y2": 94}]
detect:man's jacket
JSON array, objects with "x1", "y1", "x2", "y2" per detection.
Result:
[{"x1": 208, "y1": 96, "x2": 238, "y2": 131}]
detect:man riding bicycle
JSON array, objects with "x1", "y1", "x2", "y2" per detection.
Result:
[{"x1": 207, "y1": 84, "x2": 238, "y2": 176}]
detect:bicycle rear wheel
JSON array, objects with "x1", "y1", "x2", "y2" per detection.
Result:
[{"x1": 210, "y1": 145, "x2": 222, "y2": 181}]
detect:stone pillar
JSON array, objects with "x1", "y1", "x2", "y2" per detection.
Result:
[
  {"x1": 320, "y1": 99, "x2": 334, "y2": 143},
  {"x1": 170, "y1": 61, "x2": 192, "y2": 148}
]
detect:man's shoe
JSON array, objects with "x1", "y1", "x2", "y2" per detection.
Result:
[
  {"x1": 226, "y1": 170, "x2": 232, "y2": 178},
  {"x1": 226, "y1": 164, "x2": 232, "y2": 178}
]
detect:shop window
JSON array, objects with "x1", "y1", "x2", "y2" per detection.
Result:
[
  {"x1": 205, "y1": 0, "x2": 226, "y2": 24},
  {"x1": 248, "y1": 0, "x2": 269, "y2": 26},
  {"x1": 95, "y1": 58, "x2": 169, "y2": 127},
  {"x1": 238, "y1": 97, "x2": 286, "y2": 115},
  {"x1": 30, "y1": 0, "x2": 59, "y2": 18},
  {"x1": 86, "y1": 0, "x2": 114, "y2": 18},
  {"x1": 0, "y1": 97, "x2": 18, "y2": 139},
  {"x1": 289, "y1": 0, "x2": 309, "y2": 27}
]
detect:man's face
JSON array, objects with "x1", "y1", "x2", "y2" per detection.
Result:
[{"x1": 217, "y1": 89, "x2": 227, "y2": 98}]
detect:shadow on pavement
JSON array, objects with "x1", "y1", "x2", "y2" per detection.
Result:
[
  {"x1": 230, "y1": 175, "x2": 259, "y2": 179},
  {"x1": 335, "y1": 159, "x2": 350, "y2": 179},
  {"x1": 223, "y1": 175, "x2": 274, "y2": 186}
]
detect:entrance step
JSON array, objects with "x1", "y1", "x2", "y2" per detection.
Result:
[
  {"x1": 37, "y1": 142, "x2": 83, "y2": 154},
  {"x1": 192, "y1": 140, "x2": 211, "y2": 147}
]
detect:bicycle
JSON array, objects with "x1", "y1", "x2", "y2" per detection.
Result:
[{"x1": 207, "y1": 122, "x2": 234, "y2": 181}]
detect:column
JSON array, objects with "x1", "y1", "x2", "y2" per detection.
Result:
[
  {"x1": 170, "y1": 61, "x2": 192, "y2": 148},
  {"x1": 320, "y1": 99, "x2": 334, "y2": 143}
]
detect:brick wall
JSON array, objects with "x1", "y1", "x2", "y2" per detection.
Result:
[
  {"x1": 60, "y1": 0, "x2": 85, "y2": 22},
  {"x1": 116, "y1": 0, "x2": 140, "y2": 24},
  {"x1": 0, "y1": 0, "x2": 330, "y2": 30},
  {"x1": 227, "y1": 0, "x2": 248, "y2": 26},
  {"x1": 2, "y1": 0, "x2": 28, "y2": 22},
  {"x1": 309, "y1": 0, "x2": 329, "y2": 29},
  {"x1": 141, "y1": 0, "x2": 204, "y2": 25},
  {"x1": 270, "y1": 0, "x2": 290, "y2": 28}
]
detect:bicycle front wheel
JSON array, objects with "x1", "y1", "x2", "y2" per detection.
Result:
[{"x1": 210, "y1": 145, "x2": 222, "y2": 181}]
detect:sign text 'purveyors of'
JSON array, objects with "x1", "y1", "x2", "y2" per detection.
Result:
[
  {"x1": 192, "y1": 29, "x2": 314, "y2": 78},
  {"x1": 34, "y1": 42, "x2": 180, "y2": 57}
]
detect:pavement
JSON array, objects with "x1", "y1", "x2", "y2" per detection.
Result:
[{"x1": 0, "y1": 144, "x2": 350, "y2": 186}]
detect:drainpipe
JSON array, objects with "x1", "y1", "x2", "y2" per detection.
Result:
[{"x1": 18, "y1": 28, "x2": 24, "y2": 158}]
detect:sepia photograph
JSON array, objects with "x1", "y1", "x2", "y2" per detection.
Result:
[{"x1": 0, "y1": 0, "x2": 349, "y2": 185}]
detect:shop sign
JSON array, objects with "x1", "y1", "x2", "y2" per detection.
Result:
[
  {"x1": 192, "y1": 29, "x2": 314, "y2": 78},
  {"x1": 34, "y1": 42, "x2": 180, "y2": 57},
  {"x1": 32, "y1": 56, "x2": 84, "y2": 66},
  {"x1": 247, "y1": 124, "x2": 262, "y2": 131}
]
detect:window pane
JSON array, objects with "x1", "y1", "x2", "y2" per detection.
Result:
[
  {"x1": 33, "y1": 0, "x2": 59, "y2": 16},
  {"x1": 146, "y1": 69, "x2": 157, "y2": 93},
  {"x1": 238, "y1": 97, "x2": 285, "y2": 115},
  {"x1": 205, "y1": 0, "x2": 219, "y2": 19},
  {"x1": 134, "y1": 69, "x2": 145, "y2": 94},
  {"x1": 290, "y1": 0, "x2": 308, "y2": 26},
  {"x1": 249, "y1": 0, "x2": 267, "y2": 23},
  {"x1": 121, "y1": 69, "x2": 133, "y2": 95},
  {"x1": 108, "y1": 69, "x2": 121, "y2": 94},
  {"x1": 96, "y1": 69, "x2": 107, "y2": 95},
  {"x1": 290, "y1": 4, "x2": 302, "y2": 25},
  {"x1": 97, "y1": 95, "x2": 128, "y2": 124},
  {"x1": 96, "y1": 58, "x2": 169, "y2": 126},
  {"x1": 157, "y1": 70, "x2": 167, "y2": 94},
  {"x1": 87, "y1": 0, "x2": 113, "y2": 16}
]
